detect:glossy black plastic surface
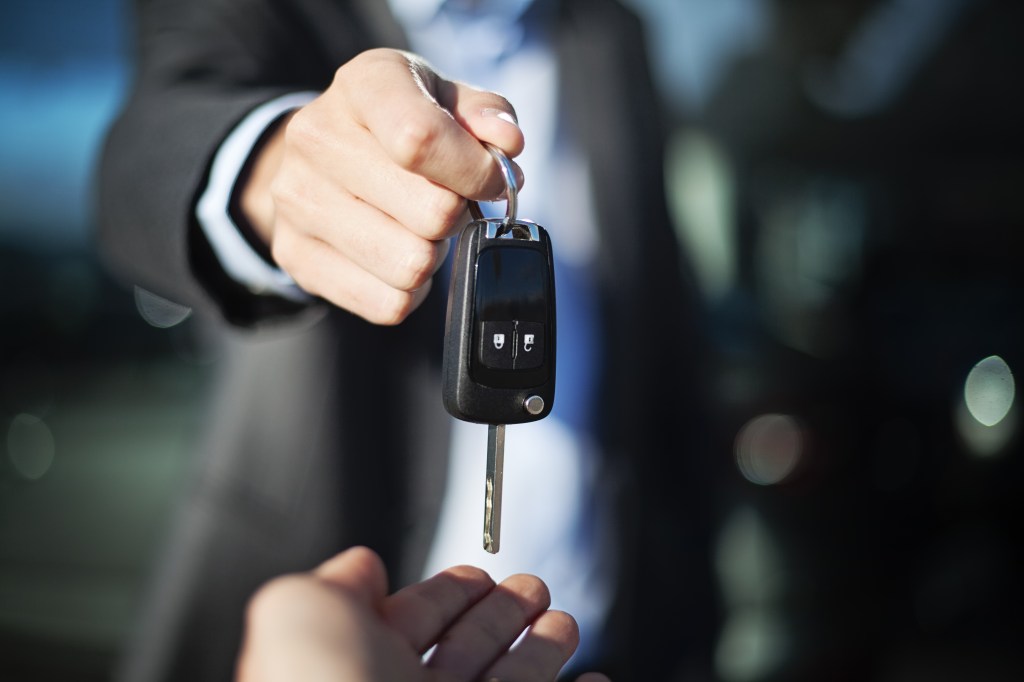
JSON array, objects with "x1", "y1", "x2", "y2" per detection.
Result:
[{"x1": 442, "y1": 218, "x2": 556, "y2": 424}]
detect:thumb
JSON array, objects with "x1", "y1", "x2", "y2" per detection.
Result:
[
  {"x1": 442, "y1": 81, "x2": 525, "y2": 157},
  {"x1": 313, "y1": 546, "x2": 389, "y2": 607},
  {"x1": 440, "y1": 81, "x2": 526, "y2": 192}
]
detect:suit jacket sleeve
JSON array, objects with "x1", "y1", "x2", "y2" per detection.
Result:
[{"x1": 96, "y1": 0, "x2": 371, "y2": 326}]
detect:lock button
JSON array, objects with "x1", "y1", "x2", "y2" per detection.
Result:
[{"x1": 478, "y1": 321, "x2": 515, "y2": 369}]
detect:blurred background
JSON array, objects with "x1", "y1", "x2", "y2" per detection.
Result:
[
  {"x1": 1, "y1": 0, "x2": 1021, "y2": 680},
  {"x1": 1, "y1": 1, "x2": 213, "y2": 679}
]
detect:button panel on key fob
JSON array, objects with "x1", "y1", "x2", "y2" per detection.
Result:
[{"x1": 473, "y1": 240, "x2": 551, "y2": 385}]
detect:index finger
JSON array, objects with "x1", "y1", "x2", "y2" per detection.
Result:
[
  {"x1": 341, "y1": 49, "x2": 524, "y2": 200},
  {"x1": 380, "y1": 564, "x2": 496, "y2": 654},
  {"x1": 426, "y1": 573, "x2": 552, "y2": 680}
]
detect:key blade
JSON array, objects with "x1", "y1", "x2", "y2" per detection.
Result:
[{"x1": 483, "y1": 424, "x2": 505, "y2": 553}]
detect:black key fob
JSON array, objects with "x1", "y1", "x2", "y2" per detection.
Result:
[{"x1": 442, "y1": 204, "x2": 556, "y2": 424}]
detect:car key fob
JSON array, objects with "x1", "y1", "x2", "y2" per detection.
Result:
[
  {"x1": 442, "y1": 166, "x2": 556, "y2": 424},
  {"x1": 441, "y1": 144, "x2": 555, "y2": 553}
]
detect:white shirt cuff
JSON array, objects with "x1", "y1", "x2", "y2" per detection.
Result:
[{"x1": 195, "y1": 91, "x2": 318, "y2": 302}]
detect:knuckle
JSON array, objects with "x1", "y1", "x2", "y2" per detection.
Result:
[
  {"x1": 397, "y1": 241, "x2": 438, "y2": 290},
  {"x1": 282, "y1": 107, "x2": 319, "y2": 152},
  {"x1": 390, "y1": 115, "x2": 442, "y2": 171},
  {"x1": 332, "y1": 51, "x2": 367, "y2": 87},
  {"x1": 268, "y1": 165, "x2": 311, "y2": 214},
  {"x1": 344, "y1": 47, "x2": 390, "y2": 72},
  {"x1": 268, "y1": 177, "x2": 295, "y2": 211},
  {"x1": 421, "y1": 190, "x2": 465, "y2": 238},
  {"x1": 335, "y1": 49, "x2": 404, "y2": 98},
  {"x1": 372, "y1": 290, "x2": 416, "y2": 326},
  {"x1": 270, "y1": 233, "x2": 316, "y2": 295},
  {"x1": 269, "y1": 231, "x2": 296, "y2": 269}
]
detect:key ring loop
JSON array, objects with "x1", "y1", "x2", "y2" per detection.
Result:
[{"x1": 468, "y1": 143, "x2": 518, "y2": 225}]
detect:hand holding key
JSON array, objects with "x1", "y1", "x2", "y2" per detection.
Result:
[
  {"x1": 237, "y1": 48, "x2": 524, "y2": 324},
  {"x1": 443, "y1": 146, "x2": 556, "y2": 553}
]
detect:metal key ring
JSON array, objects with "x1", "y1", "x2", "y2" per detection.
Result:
[{"x1": 468, "y1": 143, "x2": 518, "y2": 225}]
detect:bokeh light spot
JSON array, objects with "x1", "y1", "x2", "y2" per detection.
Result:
[
  {"x1": 964, "y1": 355, "x2": 1015, "y2": 427},
  {"x1": 956, "y1": 397, "x2": 1017, "y2": 459},
  {"x1": 7, "y1": 413, "x2": 56, "y2": 481},
  {"x1": 134, "y1": 286, "x2": 192, "y2": 328},
  {"x1": 716, "y1": 608, "x2": 788, "y2": 682},
  {"x1": 734, "y1": 414, "x2": 803, "y2": 486}
]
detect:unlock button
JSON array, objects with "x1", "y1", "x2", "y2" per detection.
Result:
[
  {"x1": 478, "y1": 321, "x2": 515, "y2": 370},
  {"x1": 515, "y1": 322, "x2": 545, "y2": 369}
]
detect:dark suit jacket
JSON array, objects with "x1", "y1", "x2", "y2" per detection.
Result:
[{"x1": 98, "y1": 0, "x2": 716, "y2": 679}]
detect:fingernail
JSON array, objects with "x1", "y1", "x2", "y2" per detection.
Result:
[{"x1": 481, "y1": 108, "x2": 519, "y2": 126}]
